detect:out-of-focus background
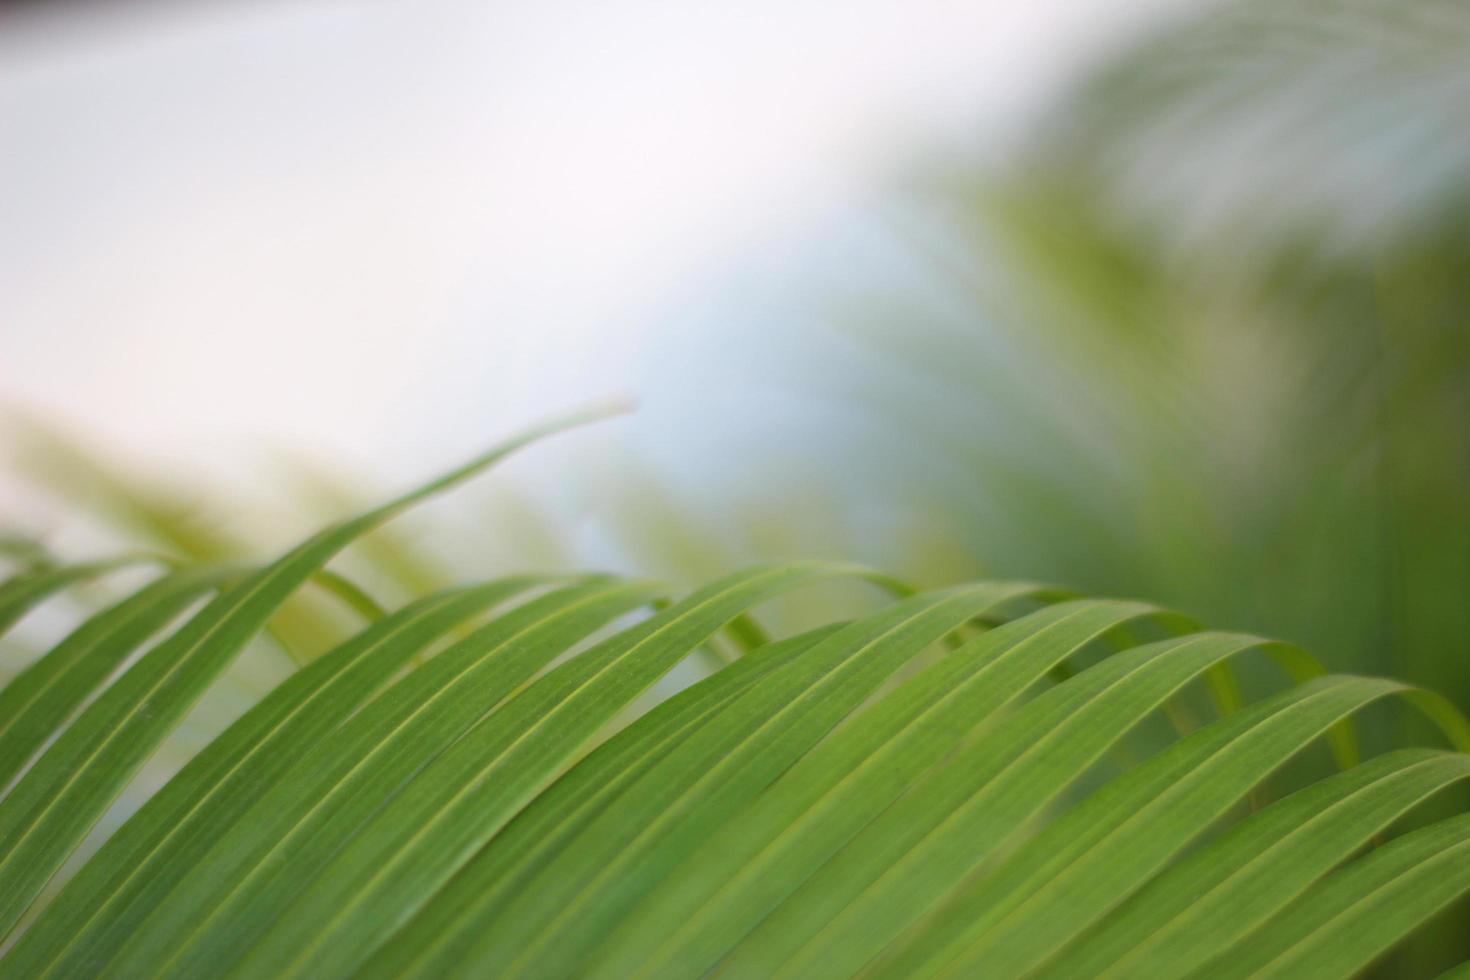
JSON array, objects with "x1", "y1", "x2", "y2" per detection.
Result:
[{"x1": 4, "y1": 0, "x2": 1469, "y2": 749}]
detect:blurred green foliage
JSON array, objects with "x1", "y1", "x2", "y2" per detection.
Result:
[
  {"x1": 852, "y1": 0, "x2": 1470, "y2": 718},
  {"x1": 826, "y1": 4, "x2": 1470, "y2": 970}
]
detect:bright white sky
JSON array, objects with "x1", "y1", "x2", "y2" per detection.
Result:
[{"x1": 1, "y1": 0, "x2": 1184, "y2": 510}]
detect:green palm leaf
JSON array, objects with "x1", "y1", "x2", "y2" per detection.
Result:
[
  {"x1": 449, "y1": 584, "x2": 1038, "y2": 980},
  {"x1": 572, "y1": 598, "x2": 1164, "y2": 980},
  {"x1": 0, "y1": 407, "x2": 614, "y2": 941},
  {"x1": 359, "y1": 620, "x2": 855, "y2": 980},
  {"x1": 865, "y1": 677, "x2": 1467, "y2": 979},
  {"x1": 0, "y1": 556, "x2": 165, "y2": 637},
  {"x1": 4, "y1": 431, "x2": 1470, "y2": 979},
  {"x1": 2, "y1": 577, "x2": 545, "y2": 978},
  {"x1": 0, "y1": 567, "x2": 231, "y2": 793},
  {"x1": 1037, "y1": 747, "x2": 1470, "y2": 978},
  {"x1": 1205, "y1": 813, "x2": 1470, "y2": 980}
]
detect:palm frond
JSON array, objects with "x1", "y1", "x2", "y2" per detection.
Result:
[{"x1": 2, "y1": 431, "x2": 1469, "y2": 979}]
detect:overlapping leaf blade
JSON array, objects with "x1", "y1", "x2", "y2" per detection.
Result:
[
  {"x1": 1036, "y1": 748, "x2": 1470, "y2": 979},
  {"x1": 360, "y1": 620, "x2": 855, "y2": 980},
  {"x1": 1203, "y1": 812, "x2": 1470, "y2": 980},
  {"x1": 0, "y1": 567, "x2": 231, "y2": 794},
  {"x1": 2, "y1": 427, "x2": 1469, "y2": 980},
  {"x1": 0, "y1": 409, "x2": 612, "y2": 941},
  {"x1": 99, "y1": 575, "x2": 669, "y2": 978},
  {"x1": 210, "y1": 561, "x2": 884, "y2": 979},
  {"x1": 0, "y1": 556, "x2": 163, "y2": 637},
  {"x1": 453, "y1": 584, "x2": 1037, "y2": 980},
  {"x1": 2, "y1": 577, "x2": 545, "y2": 979},
  {"x1": 719, "y1": 632, "x2": 1280, "y2": 978},
  {"x1": 586, "y1": 598, "x2": 1166, "y2": 979},
  {"x1": 868, "y1": 677, "x2": 1468, "y2": 980}
]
